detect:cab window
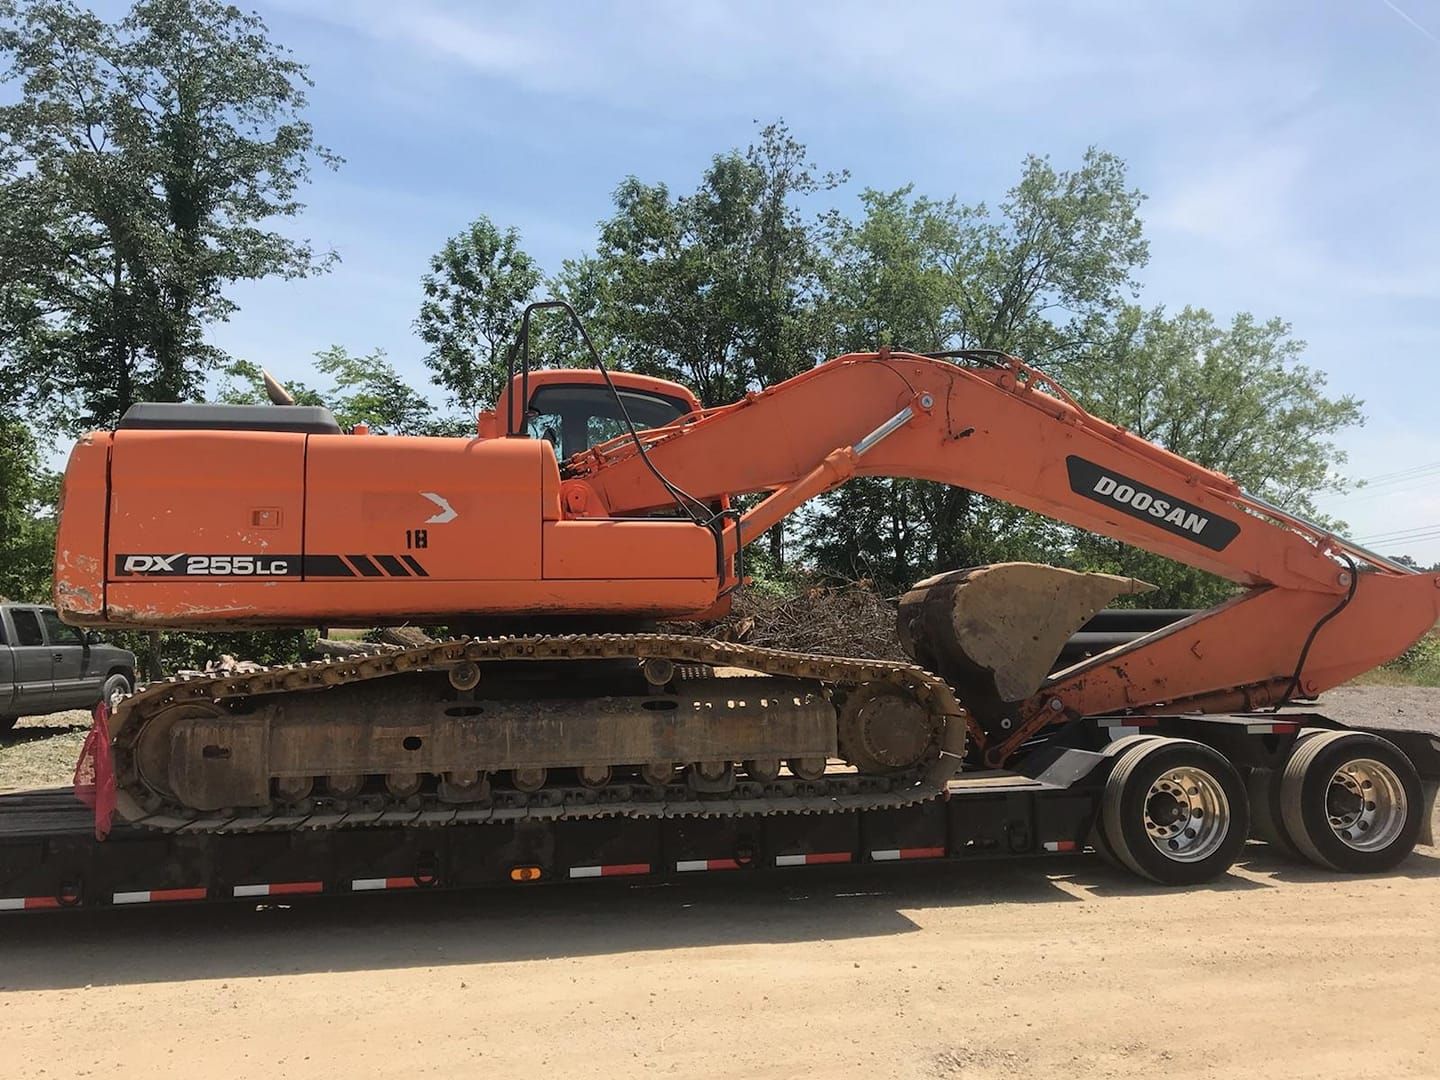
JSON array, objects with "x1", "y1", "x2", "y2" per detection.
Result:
[
  {"x1": 11, "y1": 609, "x2": 44, "y2": 647},
  {"x1": 42, "y1": 610, "x2": 83, "y2": 646},
  {"x1": 525, "y1": 384, "x2": 690, "y2": 460}
]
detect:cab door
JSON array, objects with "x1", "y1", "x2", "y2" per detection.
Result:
[
  {"x1": 42, "y1": 608, "x2": 95, "y2": 709},
  {"x1": 6, "y1": 607, "x2": 54, "y2": 711}
]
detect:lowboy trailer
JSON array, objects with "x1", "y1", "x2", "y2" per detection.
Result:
[{"x1": 4, "y1": 712, "x2": 1437, "y2": 913}]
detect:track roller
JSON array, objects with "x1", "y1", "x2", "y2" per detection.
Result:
[
  {"x1": 1101, "y1": 737, "x2": 1248, "y2": 885},
  {"x1": 641, "y1": 762, "x2": 677, "y2": 787},
  {"x1": 326, "y1": 774, "x2": 363, "y2": 799},
  {"x1": 1278, "y1": 730, "x2": 1422, "y2": 873},
  {"x1": 787, "y1": 757, "x2": 827, "y2": 782},
  {"x1": 274, "y1": 775, "x2": 314, "y2": 802},
  {"x1": 745, "y1": 758, "x2": 782, "y2": 782},
  {"x1": 578, "y1": 765, "x2": 612, "y2": 789}
]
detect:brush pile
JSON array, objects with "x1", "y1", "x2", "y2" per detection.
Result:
[{"x1": 686, "y1": 579, "x2": 905, "y2": 661}]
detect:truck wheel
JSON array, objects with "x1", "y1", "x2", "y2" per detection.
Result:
[
  {"x1": 1280, "y1": 731, "x2": 1422, "y2": 873},
  {"x1": 101, "y1": 673, "x2": 132, "y2": 711},
  {"x1": 1245, "y1": 767, "x2": 1303, "y2": 860},
  {"x1": 1088, "y1": 734, "x2": 1162, "y2": 870},
  {"x1": 1102, "y1": 738, "x2": 1249, "y2": 886}
]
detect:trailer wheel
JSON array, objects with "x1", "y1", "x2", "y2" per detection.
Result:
[
  {"x1": 1088, "y1": 734, "x2": 1161, "y2": 870},
  {"x1": 1102, "y1": 738, "x2": 1249, "y2": 885},
  {"x1": 1245, "y1": 767, "x2": 1303, "y2": 861},
  {"x1": 1280, "y1": 731, "x2": 1422, "y2": 873}
]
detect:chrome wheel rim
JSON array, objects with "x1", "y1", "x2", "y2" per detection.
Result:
[
  {"x1": 109, "y1": 685, "x2": 127, "y2": 709},
  {"x1": 1143, "y1": 766, "x2": 1230, "y2": 863},
  {"x1": 1326, "y1": 758, "x2": 1407, "y2": 852}
]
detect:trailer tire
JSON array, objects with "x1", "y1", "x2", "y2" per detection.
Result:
[
  {"x1": 1103, "y1": 738, "x2": 1249, "y2": 886},
  {"x1": 1088, "y1": 734, "x2": 1161, "y2": 871},
  {"x1": 1280, "y1": 730, "x2": 1422, "y2": 873},
  {"x1": 1245, "y1": 767, "x2": 1303, "y2": 861}
]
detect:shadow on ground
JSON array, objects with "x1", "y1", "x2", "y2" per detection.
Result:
[{"x1": 2, "y1": 845, "x2": 1436, "y2": 992}]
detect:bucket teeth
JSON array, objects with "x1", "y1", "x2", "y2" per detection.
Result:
[{"x1": 898, "y1": 563, "x2": 1154, "y2": 724}]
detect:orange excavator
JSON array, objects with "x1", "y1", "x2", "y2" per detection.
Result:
[{"x1": 52, "y1": 303, "x2": 1440, "y2": 846}]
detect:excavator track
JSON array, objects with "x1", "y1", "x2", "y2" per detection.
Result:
[{"x1": 109, "y1": 635, "x2": 968, "y2": 833}]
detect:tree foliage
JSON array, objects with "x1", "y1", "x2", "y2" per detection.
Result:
[
  {"x1": 582, "y1": 121, "x2": 844, "y2": 407},
  {"x1": 0, "y1": 419, "x2": 57, "y2": 601},
  {"x1": 222, "y1": 346, "x2": 452, "y2": 435},
  {"x1": 1062, "y1": 305, "x2": 1363, "y2": 605},
  {"x1": 416, "y1": 214, "x2": 541, "y2": 413},
  {"x1": 0, "y1": 0, "x2": 338, "y2": 430},
  {"x1": 803, "y1": 152, "x2": 1150, "y2": 592}
]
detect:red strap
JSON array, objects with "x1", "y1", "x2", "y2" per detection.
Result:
[{"x1": 72, "y1": 701, "x2": 116, "y2": 840}]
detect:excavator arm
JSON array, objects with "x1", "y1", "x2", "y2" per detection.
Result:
[{"x1": 566, "y1": 350, "x2": 1440, "y2": 762}]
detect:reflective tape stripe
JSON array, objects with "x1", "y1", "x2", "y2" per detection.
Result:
[
  {"x1": 1246, "y1": 721, "x2": 1299, "y2": 735},
  {"x1": 1042, "y1": 840, "x2": 1079, "y2": 852},
  {"x1": 569, "y1": 863, "x2": 649, "y2": 879},
  {"x1": 676, "y1": 858, "x2": 743, "y2": 872},
  {"x1": 870, "y1": 846, "x2": 946, "y2": 862},
  {"x1": 351, "y1": 876, "x2": 420, "y2": 892},
  {"x1": 113, "y1": 887, "x2": 206, "y2": 905},
  {"x1": 776, "y1": 852, "x2": 851, "y2": 867},
  {"x1": 0, "y1": 896, "x2": 60, "y2": 911},
  {"x1": 233, "y1": 881, "x2": 324, "y2": 898}
]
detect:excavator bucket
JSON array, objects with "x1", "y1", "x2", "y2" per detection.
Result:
[{"x1": 897, "y1": 563, "x2": 1155, "y2": 724}]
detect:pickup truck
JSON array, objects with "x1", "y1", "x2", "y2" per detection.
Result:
[{"x1": 0, "y1": 603, "x2": 136, "y2": 734}]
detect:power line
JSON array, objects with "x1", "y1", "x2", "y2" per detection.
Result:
[{"x1": 1351, "y1": 458, "x2": 1440, "y2": 486}]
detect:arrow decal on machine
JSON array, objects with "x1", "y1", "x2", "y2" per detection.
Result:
[{"x1": 421, "y1": 492, "x2": 458, "y2": 524}]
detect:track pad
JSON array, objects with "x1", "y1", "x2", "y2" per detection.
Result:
[{"x1": 897, "y1": 563, "x2": 1153, "y2": 720}]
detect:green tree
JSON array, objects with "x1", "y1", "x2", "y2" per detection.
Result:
[
  {"x1": 0, "y1": 419, "x2": 59, "y2": 601},
  {"x1": 416, "y1": 215, "x2": 542, "y2": 413},
  {"x1": 222, "y1": 347, "x2": 448, "y2": 435},
  {"x1": 0, "y1": 0, "x2": 338, "y2": 431},
  {"x1": 1063, "y1": 305, "x2": 1362, "y2": 606},
  {"x1": 586, "y1": 121, "x2": 844, "y2": 408},
  {"x1": 803, "y1": 151, "x2": 1148, "y2": 591}
]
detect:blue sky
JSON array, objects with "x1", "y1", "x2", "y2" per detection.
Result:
[{"x1": 164, "y1": 1, "x2": 1440, "y2": 561}]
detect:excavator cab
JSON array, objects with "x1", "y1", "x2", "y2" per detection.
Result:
[{"x1": 484, "y1": 369, "x2": 701, "y2": 460}]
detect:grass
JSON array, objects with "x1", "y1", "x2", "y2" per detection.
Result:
[{"x1": 1352, "y1": 630, "x2": 1440, "y2": 688}]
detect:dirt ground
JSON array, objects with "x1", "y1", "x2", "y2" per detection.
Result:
[
  {"x1": 0, "y1": 847, "x2": 1437, "y2": 1079},
  {"x1": 3, "y1": 688, "x2": 1439, "y2": 1079}
]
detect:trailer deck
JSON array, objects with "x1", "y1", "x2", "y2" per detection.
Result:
[{"x1": 4, "y1": 713, "x2": 1437, "y2": 912}]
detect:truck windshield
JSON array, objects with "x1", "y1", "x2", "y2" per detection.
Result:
[{"x1": 525, "y1": 384, "x2": 690, "y2": 460}]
